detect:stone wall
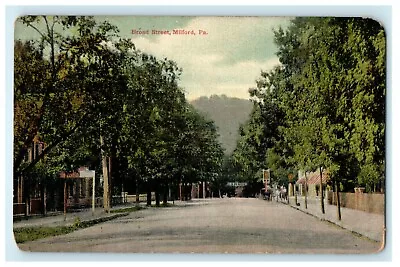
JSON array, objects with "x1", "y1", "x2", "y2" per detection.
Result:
[{"x1": 327, "y1": 191, "x2": 384, "y2": 214}]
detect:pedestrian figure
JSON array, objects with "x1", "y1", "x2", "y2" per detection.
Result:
[{"x1": 276, "y1": 188, "x2": 280, "y2": 202}]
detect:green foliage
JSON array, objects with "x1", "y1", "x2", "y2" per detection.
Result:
[
  {"x1": 14, "y1": 226, "x2": 77, "y2": 243},
  {"x1": 14, "y1": 16, "x2": 122, "y2": 177},
  {"x1": 73, "y1": 216, "x2": 82, "y2": 228},
  {"x1": 209, "y1": 156, "x2": 238, "y2": 196},
  {"x1": 230, "y1": 17, "x2": 385, "y2": 193}
]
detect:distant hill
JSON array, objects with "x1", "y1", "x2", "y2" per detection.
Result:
[{"x1": 190, "y1": 94, "x2": 253, "y2": 155}]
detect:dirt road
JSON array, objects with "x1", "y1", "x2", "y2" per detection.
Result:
[{"x1": 17, "y1": 198, "x2": 382, "y2": 254}]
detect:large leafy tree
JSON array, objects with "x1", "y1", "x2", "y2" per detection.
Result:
[
  {"x1": 284, "y1": 17, "x2": 385, "y2": 192},
  {"x1": 230, "y1": 17, "x2": 385, "y2": 220},
  {"x1": 14, "y1": 16, "x2": 120, "y2": 178}
]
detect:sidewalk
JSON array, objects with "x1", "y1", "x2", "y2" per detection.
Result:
[
  {"x1": 283, "y1": 195, "x2": 385, "y2": 243},
  {"x1": 12, "y1": 202, "x2": 148, "y2": 229}
]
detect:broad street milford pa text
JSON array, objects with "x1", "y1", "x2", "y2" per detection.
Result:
[{"x1": 131, "y1": 29, "x2": 208, "y2": 36}]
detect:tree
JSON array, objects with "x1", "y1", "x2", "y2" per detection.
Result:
[
  {"x1": 230, "y1": 17, "x2": 385, "y2": 220},
  {"x1": 14, "y1": 16, "x2": 120, "y2": 177},
  {"x1": 273, "y1": 17, "x2": 385, "y2": 218}
]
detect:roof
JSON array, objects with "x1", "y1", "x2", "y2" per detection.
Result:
[{"x1": 296, "y1": 169, "x2": 329, "y2": 185}]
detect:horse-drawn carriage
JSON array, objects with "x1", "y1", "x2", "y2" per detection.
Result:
[{"x1": 262, "y1": 187, "x2": 273, "y2": 201}]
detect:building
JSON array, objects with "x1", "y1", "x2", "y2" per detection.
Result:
[
  {"x1": 13, "y1": 139, "x2": 49, "y2": 215},
  {"x1": 296, "y1": 169, "x2": 329, "y2": 197}
]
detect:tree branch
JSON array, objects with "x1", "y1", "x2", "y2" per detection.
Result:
[{"x1": 24, "y1": 22, "x2": 46, "y2": 40}]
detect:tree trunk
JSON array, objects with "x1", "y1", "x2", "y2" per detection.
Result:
[
  {"x1": 180, "y1": 182, "x2": 184, "y2": 201},
  {"x1": 63, "y1": 180, "x2": 67, "y2": 221},
  {"x1": 108, "y1": 156, "x2": 112, "y2": 208},
  {"x1": 155, "y1": 183, "x2": 160, "y2": 207},
  {"x1": 146, "y1": 181, "x2": 152, "y2": 206},
  {"x1": 73, "y1": 180, "x2": 79, "y2": 207},
  {"x1": 335, "y1": 178, "x2": 342, "y2": 221},
  {"x1": 18, "y1": 175, "x2": 24, "y2": 203},
  {"x1": 135, "y1": 178, "x2": 140, "y2": 205},
  {"x1": 172, "y1": 183, "x2": 175, "y2": 204},
  {"x1": 319, "y1": 167, "x2": 325, "y2": 214},
  {"x1": 100, "y1": 135, "x2": 110, "y2": 213},
  {"x1": 185, "y1": 184, "x2": 189, "y2": 200},
  {"x1": 24, "y1": 177, "x2": 30, "y2": 216},
  {"x1": 304, "y1": 172, "x2": 308, "y2": 209},
  {"x1": 163, "y1": 185, "x2": 168, "y2": 206},
  {"x1": 41, "y1": 183, "x2": 47, "y2": 215},
  {"x1": 155, "y1": 193, "x2": 160, "y2": 207},
  {"x1": 102, "y1": 157, "x2": 110, "y2": 212}
]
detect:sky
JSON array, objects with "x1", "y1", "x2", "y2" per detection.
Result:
[{"x1": 14, "y1": 16, "x2": 290, "y2": 100}]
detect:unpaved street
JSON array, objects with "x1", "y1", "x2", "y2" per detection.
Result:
[{"x1": 17, "y1": 198, "x2": 382, "y2": 254}]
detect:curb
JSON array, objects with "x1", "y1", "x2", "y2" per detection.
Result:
[{"x1": 69, "y1": 212, "x2": 129, "y2": 228}]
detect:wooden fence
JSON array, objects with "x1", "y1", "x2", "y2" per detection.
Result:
[{"x1": 327, "y1": 191, "x2": 384, "y2": 214}]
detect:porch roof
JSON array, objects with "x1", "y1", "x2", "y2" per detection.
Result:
[{"x1": 296, "y1": 170, "x2": 329, "y2": 185}]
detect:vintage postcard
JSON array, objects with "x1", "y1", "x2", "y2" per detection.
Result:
[{"x1": 12, "y1": 15, "x2": 386, "y2": 255}]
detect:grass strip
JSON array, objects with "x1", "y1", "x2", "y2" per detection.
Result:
[
  {"x1": 14, "y1": 226, "x2": 77, "y2": 244},
  {"x1": 110, "y1": 206, "x2": 145, "y2": 213},
  {"x1": 13, "y1": 213, "x2": 128, "y2": 244}
]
